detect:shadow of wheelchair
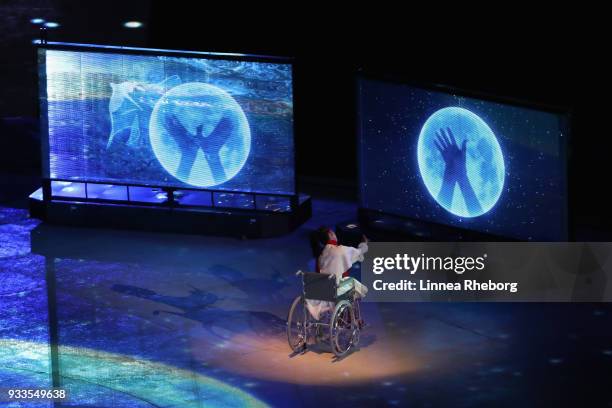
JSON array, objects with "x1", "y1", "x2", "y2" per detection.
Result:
[{"x1": 288, "y1": 330, "x2": 377, "y2": 361}]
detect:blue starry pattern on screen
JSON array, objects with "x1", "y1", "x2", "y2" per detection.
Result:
[{"x1": 358, "y1": 79, "x2": 567, "y2": 240}]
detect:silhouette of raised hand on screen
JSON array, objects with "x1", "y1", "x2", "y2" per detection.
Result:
[
  {"x1": 434, "y1": 127, "x2": 483, "y2": 216},
  {"x1": 164, "y1": 113, "x2": 199, "y2": 181},
  {"x1": 196, "y1": 116, "x2": 233, "y2": 184},
  {"x1": 164, "y1": 113, "x2": 234, "y2": 185}
]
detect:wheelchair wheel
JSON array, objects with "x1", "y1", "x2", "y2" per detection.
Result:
[
  {"x1": 330, "y1": 300, "x2": 359, "y2": 358},
  {"x1": 287, "y1": 295, "x2": 307, "y2": 352}
]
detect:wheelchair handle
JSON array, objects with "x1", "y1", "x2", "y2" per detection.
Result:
[{"x1": 295, "y1": 270, "x2": 335, "y2": 281}]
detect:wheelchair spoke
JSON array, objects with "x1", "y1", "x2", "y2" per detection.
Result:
[
  {"x1": 331, "y1": 301, "x2": 358, "y2": 357},
  {"x1": 287, "y1": 296, "x2": 307, "y2": 352}
]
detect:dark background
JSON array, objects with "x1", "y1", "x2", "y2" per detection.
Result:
[{"x1": 0, "y1": 1, "x2": 609, "y2": 235}]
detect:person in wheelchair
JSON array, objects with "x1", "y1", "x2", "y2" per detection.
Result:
[{"x1": 306, "y1": 226, "x2": 369, "y2": 324}]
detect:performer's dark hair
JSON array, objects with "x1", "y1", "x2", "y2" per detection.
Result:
[{"x1": 310, "y1": 226, "x2": 331, "y2": 259}]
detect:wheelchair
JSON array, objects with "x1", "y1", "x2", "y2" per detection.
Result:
[{"x1": 286, "y1": 271, "x2": 362, "y2": 358}]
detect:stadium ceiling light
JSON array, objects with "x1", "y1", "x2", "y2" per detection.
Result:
[
  {"x1": 44, "y1": 22, "x2": 60, "y2": 28},
  {"x1": 123, "y1": 21, "x2": 143, "y2": 28},
  {"x1": 30, "y1": 18, "x2": 45, "y2": 24}
]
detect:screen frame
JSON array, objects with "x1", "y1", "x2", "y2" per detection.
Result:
[
  {"x1": 36, "y1": 41, "x2": 298, "y2": 200},
  {"x1": 356, "y1": 72, "x2": 571, "y2": 241}
]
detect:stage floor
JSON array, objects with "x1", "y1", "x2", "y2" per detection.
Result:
[{"x1": 1, "y1": 201, "x2": 612, "y2": 407}]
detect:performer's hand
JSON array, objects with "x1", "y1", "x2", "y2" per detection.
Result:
[{"x1": 362, "y1": 234, "x2": 369, "y2": 243}]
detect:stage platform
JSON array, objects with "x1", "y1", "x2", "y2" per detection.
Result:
[{"x1": 28, "y1": 187, "x2": 312, "y2": 238}]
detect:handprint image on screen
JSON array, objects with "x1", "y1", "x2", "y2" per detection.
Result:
[
  {"x1": 417, "y1": 107, "x2": 505, "y2": 218},
  {"x1": 358, "y1": 78, "x2": 568, "y2": 240},
  {"x1": 40, "y1": 48, "x2": 294, "y2": 194}
]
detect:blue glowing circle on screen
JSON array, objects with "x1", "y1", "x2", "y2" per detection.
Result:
[
  {"x1": 149, "y1": 82, "x2": 251, "y2": 187},
  {"x1": 417, "y1": 107, "x2": 505, "y2": 218}
]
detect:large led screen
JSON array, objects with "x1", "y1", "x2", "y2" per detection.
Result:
[
  {"x1": 39, "y1": 47, "x2": 294, "y2": 194},
  {"x1": 358, "y1": 78, "x2": 569, "y2": 240}
]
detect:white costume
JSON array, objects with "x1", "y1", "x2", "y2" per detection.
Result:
[{"x1": 305, "y1": 242, "x2": 369, "y2": 320}]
